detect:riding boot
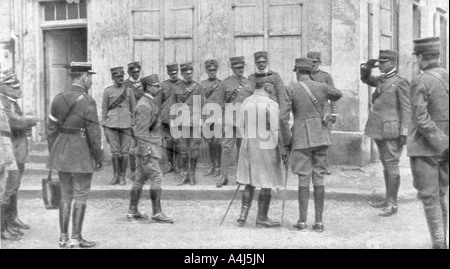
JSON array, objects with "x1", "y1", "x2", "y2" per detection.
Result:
[
  {"x1": 150, "y1": 189, "x2": 174, "y2": 223},
  {"x1": 441, "y1": 197, "x2": 448, "y2": 246},
  {"x1": 68, "y1": 203, "x2": 96, "y2": 249},
  {"x1": 313, "y1": 186, "x2": 325, "y2": 233},
  {"x1": 129, "y1": 154, "x2": 136, "y2": 181},
  {"x1": 109, "y1": 156, "x2": 120, "y2": 185},
  {"x1": 4, "y1": 202, "x2": 23, "y2": 236},
  {"x1": 369, "y1": 170, "x2": 389, "y2": 208},
  {"x1": 59, "y1": 202, "x2": 71, "y2": 248},
  {"x1": 379, "y1": 174, "x2": 400, "y2": 217},
  {"x1": 163, "y1": 141, "x2": 174, "y2": 174},
  {"x1": 173, "y1": 145, "x2": 181, "y2": 174},
  {"x1": 256, "y1": 189, "x2": 281, "y2": 228},
  {"x1": 204, "y1": 143, "x2": 216, "y2": 177},
  {"x1": 118, "y1": 156, "x2": 128, "y2": 186},
  {"x1": 237, "y1": 185, "x2": 255, "y2": 225},
  {"x1": 214, "y1": 144, "x2": 222, "y2": 177},
  {"x1": 8, "y1": 193, "x2": 30, "y2": 230},
  {"x1": 189, "y1": 158, "x2": 197, "y2": 186},
  {"x1": 127, "y1": 185, "x2": 149, "y2": 221},
  {"x1": 294, "y1": 187, "x2": 310, "y2": 231},
  {"x1": 424, "y1": 205, "x2": 447, "y2": 249},
  {"x1": 177, "y1": 155, "x2": 190, "y2": 186},
  {"x1": 1, "y1": 203, "x2": 20, "y2": 241}
]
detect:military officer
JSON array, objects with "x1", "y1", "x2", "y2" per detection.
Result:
[
  {"x1": 169, "y1": 63, "x2": 205, "y2": 186},
  {"x1": 102, "y1": 66, "x2": 137, "y2": 186},
  {"x1": 408, "y1": 37, "x2": 449, "y2": 249},
  {"x1": 47, "y1": 62, "x2": 104, "y2": 248},
  {"x1": 236, "y1": 75, "x2": 285, "y2": 228},
  {"x1": 201, "y1": 59, "x2": 222, "y2": 177},
  {"x1": 0, "y1": 92, "x2": 20, "y2": 241},
  {"x1": 248, "y1": 51, "x2": 285, "y2": 104},
  {"x1": 125, "y1": 61, "x2": 145, "y2": 181},
  {"x1": 208, "y1": 56, "x2": 254, "y2": 188},
  {"x1": 308, "y1": 51, "x2": 338, "y2": 176},
  {"x1": 160, "y1": 63, "x2": 182, "y2": 175},
  {"x1": 280, "y1": 58, "x2": 342, "y2": 233},
  {"x1": 361, "y1": 50, "x2": 411, "y2": 217},
  {"x1": 0, "y1": 74, "x2": 37, "y2": 233},
  {"x1": 127, "y1": 74, "x2": 173, "y2": 224}
]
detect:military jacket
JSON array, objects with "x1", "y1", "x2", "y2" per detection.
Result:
[
  {"x1": 133, "y1": 93, "x2": 163, "y2": 159},
  {"x1": 361, "y1": 66, "x2": 411, "y2": 140},
  {"x1": 102, "y1": 84, "x2": 136, "y2": 129},
  {"x1": 407, "y1": 63, "x2": 449, "y2": 157},
  {"x1": 311, "y1": 69, "x2": 338, "y2": 116},
  {"x1": 160, "y1": 79, "x2": 182, "y2": 125},
  {"x1": 47, "y1": 85, "x2": 104, "y2": 173},
  {"x1": 168, "y1": 80, "x2": 205, "y2": 127},
  {"x1": 124, "y1": 78, "x2": 144, "y2": 102},
  {"x1": 248, "y1": 71, "x2": 284, "y2": 104},
  {"x1": 200, "y1": 78, "x2": 222, "y2": 101},
  {"x1": 280, "y1": 76, "x2": 342, "y2": 150}
]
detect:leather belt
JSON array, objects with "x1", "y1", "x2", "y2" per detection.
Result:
[
  {"x1": 0, "y1": 130, "x2": 12, "y2": 138},
  {"x1": 59, "y1": 127, "x2": 86, "y2": 138}
]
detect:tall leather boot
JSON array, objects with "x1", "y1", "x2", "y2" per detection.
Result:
[
  {"x1": 118, "y1": 156, "x2": 128, "y2": 186},
  {"x1": 173, "y1": 143, "x2": 181, "y2": 174},
  {"x1": 424, "y1": 205, "x2": 447, "y2": 249},
  {"x1": 177, "y1": 155, "x2": 190, "y2": 186},
  {"x1": 214, "y1": 144, "x2": 222, "y2": 177},
  {"x1": 109, "y1": 156, "x2": 120, "y2": 185},
  {"x1": 294, "y1": 187, "x2": 310, "y2": 231},
  {"x1": 129, "y1": 154, "x2": 136, "y2": 181},
  {"x1": 127, "y1": 185, "x2": 149, "y2": 221},
  {"x1": 189, "y1": 158, "x2": 197, "y2": 186},
  {"x1": 59, "y1": 202, "x2": 71, "y2": 248},
  {"x1": 163, "y1": 142, "x2": 174, "y2": 174},
  {"x1": 204, "y1": 143, "x2": 216, "y2": 176},
  {"x1": 256, "y1": 189, "x2": 281, "y2": 228},
  {"x1": 237, "y1": 185, "x2": 255, "y2": 226},
  {"x1": 370, "y1": 170, "x2": 389, "y2": 208},
  {"x1": 150, "y1": 189, "x2": 174, "y2": 223},
  {"x1": 68, "y1": 203, "x2": 96, "y2": 249},
  {"x1": 379, "y1": 174, "x2": 400, "y2": 217},
  {"x1": 8, "y1": 193, "x2": 29, "y2": 230},
  {"x1": 1, "y1": 203, "x2": 20, "y2": 241},
  {"x1": 313, "y1": 186, "x2": 325, "y2": 233},
  {"x1": 441, "y1": 197, "x2": 448, "y2": 246}
]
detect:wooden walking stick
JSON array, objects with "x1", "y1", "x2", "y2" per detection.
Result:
[
  {"x1": 219, "y1": 184, "x2": 242, "y2": 226},
  {"x1": 281, "y1": 154, "x2": 290, "y2": 226}
]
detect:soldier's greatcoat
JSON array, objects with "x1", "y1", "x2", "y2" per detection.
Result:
[
  {"x1": 248, "y1": 71, "x2": 284, "y2": 104},
  {"x1": 47, "y1": 85, "x2": 104, "y2": 173}
]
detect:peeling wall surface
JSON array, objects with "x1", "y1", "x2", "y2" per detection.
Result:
[{"x1": 2, "y1": 0, "x2": 448, "y2": 166}]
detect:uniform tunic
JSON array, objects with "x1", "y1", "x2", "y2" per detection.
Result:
[
  {"x1": 201, "y1": 78, "x2": 222, "y2": 144},
  {"x1": 236, "y1": 89, "x2": 284, "y2": 188}
]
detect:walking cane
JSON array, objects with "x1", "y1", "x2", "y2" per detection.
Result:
[
  {"x1": 219, "y1": 184, "x2": 242, "y2": 226},
  {"x1": 281, "y1": 155, "x2": 290, "y2": 226}
]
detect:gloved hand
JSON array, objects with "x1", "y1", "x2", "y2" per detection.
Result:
[
  {"x1": 364, "y1": 59, "x2": 379, "y2": 69},
  {"x1": 95, "y1": 161, "x2": 103, "y2": 172},
  {"x1": 398, "y1": 135, "x2": 407, "y2": 147}
]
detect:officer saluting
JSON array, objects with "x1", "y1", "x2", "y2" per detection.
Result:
[
  {"x1": 408, "y1": 37, "x2": 449, "y2": 249},
  {"x1": 127, "y1": 74, "x2": 173, "y2": 224},
  {"x1": 47, "y1": 62, "x2": 104, "y2": 248},
  {"x1": 361, "y1": 50, "x2": 411, "y2": 217},
  {"x1": 201, "y1": 59, "x2": 222, "y2": 177}
]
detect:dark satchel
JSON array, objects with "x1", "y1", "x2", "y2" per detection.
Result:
[{"x1": 42, "y1": 170, "x2": 61, "y2": 210}]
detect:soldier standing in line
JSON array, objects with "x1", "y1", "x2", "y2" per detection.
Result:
[
  {"x1": 124, "y1": 61, "x2": 145, "y2": 181},
  {"x1": 361, "y1": 50, "x2": 411, "y2": 217},
  {"x1": 126, "y1": 74, "x2": 173, "y2": 224},
  {"x1": 102, "y1": 66, "x2": 136, "y2": 186},
  {"x1": 408, "y1": 37, "x2": 448, "y2": 249},
  {"x1": 47, "y1": 62, "x2": 104, "y2": 248},
  {"x1": 307, "y1": 51, "x2": 338, "y2": 176},
  {"x1": 160, "y1": 63, "x2": 182, "y2": 175},
  {"x1": 170, "y1": 63, "x2": 205, "y2": 186},
  {"x1": 248, "y1": 51, "x2": 285, "y2": 104},
  {"x1": 280, "y1": 58, "x2": 342, "y2": 233},
  {"x1": 236, "y1": 75, "x2": 285, "y2": 228},
  {"x1": 208, "y1": 56, "x2": 254, "y2": 188},
  {"x1": 201, "y1": 59, "x2": 222, "y2": 177},
  {"x1": 0, "y1": 75, "x2": 37, "y2": 233}
]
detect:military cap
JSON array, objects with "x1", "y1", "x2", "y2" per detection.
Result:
[
  {"x1": 294, "y1": 58, "x2": 313, "y2": 71},
  {"x1": 205, "y1": 59, "x2": 219, "y2": 69},
  {"x1": 110, "y1": 66, "x2": 125, "y2": 76},
  {"x1": 230, "y1": 56, "x2": 245, "y2": 68},
  {"x1": 307, "y1": 51, "x2": 322, "y2": 62},
  {"x1": 413, "y1": 37, "x2": 441, "y2": 55},
  {"x1": 68, "y1": 62, "x2": 96, "y2": 74},
  {"x1": 254, "y1": 51, "x2": 268, "y2": 62},
  {"x1": 141, "y1": 74, "x2": 160, "y2": 86},
  {"x1": 127, "y1": 61, "x2": 141, "y2": 72},
  {"x1": 180, "y1": 62, "x2": 194, "y2": 73},
  {"x1": 0, "y1": 74, "x2": 21, "y2": 88},
  {"x1": 166, "y1": 63, "x2": 179, "y2": 74},
  {"x1": 376, "y1": 50, "x2": 398, "y2": 62}
]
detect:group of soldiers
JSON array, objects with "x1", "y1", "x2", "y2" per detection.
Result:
[{"x1": 0, "y1": 35, "x2": 448, "y2": 249}]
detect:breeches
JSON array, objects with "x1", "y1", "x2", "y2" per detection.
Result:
[
  {"x1": 59, "y1": 172, "x2": 93, "y2": 204},
  {"x1": 105, "y1": 128, "x2": 133, "y2": 157},
  {"x1": 291, "y1": 146, "x2": 328, "y2": 187},
  {"x1": 375, "y1": 139, "x2": 403, "y2": 175},
  {"x1": 134, "y1": 155, "x2": 163, "y2": 190}
]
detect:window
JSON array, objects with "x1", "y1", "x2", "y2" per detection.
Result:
[
  {"x1": 43, "y1": 0, "x2": 87, "y2": 21},
  {"x1": 380, "y1": 0, "x2": 399, "y2": 51},
  {"x1": 413, "y1": 3, "x2": 421, "y2": 39}
]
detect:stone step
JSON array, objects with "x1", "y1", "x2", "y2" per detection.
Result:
[{"x1": 28, "y1": 150, "x2": 49, "y2": 164}]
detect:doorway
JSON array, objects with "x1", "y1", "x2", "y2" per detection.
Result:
[{"x1": 43, "y1": 28, "x2": 87, "y2": 118}]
